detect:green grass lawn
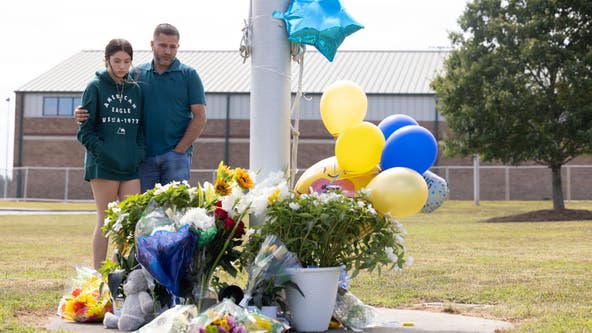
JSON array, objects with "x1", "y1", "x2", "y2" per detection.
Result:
[{"x1": 1, "y1": 200, "x2": 591, "y2": 332}]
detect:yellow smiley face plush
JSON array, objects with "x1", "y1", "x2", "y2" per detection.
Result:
[{"x1": 295, "y1": 156, "x2": 378, "y2": 196}]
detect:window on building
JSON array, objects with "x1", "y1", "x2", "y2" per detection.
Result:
[{"x1": 43, "y1": 96, "x2": 82, "y2": 116}]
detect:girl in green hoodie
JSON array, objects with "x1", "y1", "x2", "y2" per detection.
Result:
[{"x1": 77, "y1": 39, "x2": 145, "y2": 269}]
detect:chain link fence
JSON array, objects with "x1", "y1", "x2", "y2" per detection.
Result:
[{"x1": 1, "y1": 165, "x2": 591, "y2": 202}]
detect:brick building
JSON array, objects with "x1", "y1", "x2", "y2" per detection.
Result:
[{"x1": 11, "y1": 50, "x2": 591, "y2": 201}]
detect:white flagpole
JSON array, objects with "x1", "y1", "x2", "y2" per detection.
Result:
[{"x1": 249, "y1": 0, "x2": 292, "y2": 181}]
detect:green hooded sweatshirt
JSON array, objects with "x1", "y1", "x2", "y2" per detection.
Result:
[{"x1": 77, "y1": 70, "x2": 145, "y2": 181}]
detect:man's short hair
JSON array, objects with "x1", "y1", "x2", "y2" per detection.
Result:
[{"x1": 153, "y1": 23, "x2": 180, "y2": 40}]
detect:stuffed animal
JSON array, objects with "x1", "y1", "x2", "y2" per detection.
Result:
[{"x1": 103, "y1": 269, "x2": 154, "y2": 331}]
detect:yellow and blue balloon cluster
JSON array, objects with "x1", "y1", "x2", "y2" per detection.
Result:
[{"x1": 295, "y1": 80, "x2": 449, "y2": 218}]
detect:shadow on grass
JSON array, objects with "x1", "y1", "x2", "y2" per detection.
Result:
[{"x1": 484, "y1": 209, "x2": 592, "y2": 222}]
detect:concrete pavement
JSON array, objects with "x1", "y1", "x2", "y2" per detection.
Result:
[{"x1": 46, "y1": 307, "x2": 513, "y2": 333}]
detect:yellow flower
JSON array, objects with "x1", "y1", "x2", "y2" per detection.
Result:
[
  {"x1": 219, "y1": 319, "x2": 231, "y2": 331},
  {"x1": 216, "y1": 161, "x2": 234, "y2": 182},
  {"x1": 235, "y1": 168, "x2": 253, "y2": 189},
  {"x1": 76, "y1": 292, "x2": 98, "y2": 306},
  {"x1": 86, "y1": 301, "x2": 106, "y2": 320},
  {"x1": 267, "y1": 188, "x2": 281, "y2": 204},
  {"x1": 215, "y1": 179, "x2": 231, "y2": 196}
]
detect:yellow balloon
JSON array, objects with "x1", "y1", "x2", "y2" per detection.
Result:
[
  {"x1": 320, "y1": 80, "x2": 368, "y2": 137},
  {"x1": 295, "y1": 156, "x2": 378, "y2": 196},
  {"x1": 335, "y1": 122, "x2": 385, "y2": 175},
  {"x1": 365, "y1": 167, "x2": 428, "y2": 218}
]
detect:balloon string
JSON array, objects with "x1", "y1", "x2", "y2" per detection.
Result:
[
  {"x1": 250, "y1": 65, "x2": 291, "y2": 80},
  {"x1": 240, "y1": 0, "x2": 254, "y2": 62},
  {"x1": 289, "y1": 45, "x2": 306, "y2": 190},
  {"x1": 240, "y1": 8, "x2": 282, "y2": 63},
  {"x1": 239, "y1": 1, "x2": 253, "y2": 63}
]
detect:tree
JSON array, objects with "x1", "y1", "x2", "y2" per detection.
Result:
[{"x1": 432, "y1": 0, "x2": 592, "y2": 210}]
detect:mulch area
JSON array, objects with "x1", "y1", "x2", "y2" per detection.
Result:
[{"x1": 484, "y1": 209, "x2": 592, "y2": 222}]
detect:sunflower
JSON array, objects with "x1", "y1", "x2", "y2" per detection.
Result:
[
  {"x1": 235, "y1": 168, "x2": 254, "y2": 189},
  {"x1": 215, "y1": 178, "x2": 232, "y2": 196}
]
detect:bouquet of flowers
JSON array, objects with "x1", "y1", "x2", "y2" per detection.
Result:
[
  {"x1": 190, "y1": 299, "x2": 287, "y2": 333},
  {"x1": 57, "y1": 266, "x2": 112, "y2": 323},
  {"x1": 102, "y1": 162, "x2": 289, "y2": 311}
]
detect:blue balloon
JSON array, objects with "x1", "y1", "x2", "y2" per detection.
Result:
[
  {"x1": 273, "y1": 0, "x2": 363, "y2": 61},
  {"x1": 378, "y1": 114, "x2": 418, "y2": 140},
  {"x1": 380, "y1": 125, "x2": 438, "y2": 174}
]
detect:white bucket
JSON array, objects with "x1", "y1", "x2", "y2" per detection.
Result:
[{"x1": 286, "y1": 267, "x2": 341, "y2": 332}]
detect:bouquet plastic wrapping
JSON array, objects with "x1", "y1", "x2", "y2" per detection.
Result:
[
  {"x1": 138, "y1": 305, "x2": 198, "y2": 333},
  {"x1": 135, "y1": 200, "x2": 201, "y2": 297},
  {"x1": 239, "y1": 235, "x2": 301, "y2": 308},
  {"x1": 57, "y1": 266, "x2": 112, "y2": 323},
  {"x1": 333, "y1": 288, "x2": 378, "y2": 331},
  {"x1": 134, "y1": 199, "x2": 178, "y2": 238},
  {"x1": 190, "y1": 299, "x2": 288, "y2": 333}
]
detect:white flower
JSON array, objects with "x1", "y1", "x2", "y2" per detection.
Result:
[
  {"x1": 202, "y1": 181, "x2": 214, "y2": 191},
  {"x1": 385, "y1": 247, "x2": 399, "y2": 263},
  {"x1": 406, "y1": 256, "x2": 414, "y2": 267},
  {"x1": 241, "y1": 172, "x2": 290, "y2": 218},
  {"x1": 180, "y1": 207, "x2": 214, "y2": 231},
  {"x1": 221, "y1": 183, "x2": 244, "y2": 213},
  {"x1": 288, "y1": 202, "x2": 300, "y2": 210},
  {"x1": 395, "y1": 234, "x2": 404, "y2": 245},
  {"x1": 153, "y1": 183, "x2": 168, "y2": 195},
  {"x1": 245, "y1": 228, "x2": 258, "y2": 240},
  {"x1": 112, "y1": 212, "x2": 128, "y2": 233},
  {"x1": 359, "y1": 188, "x2": 371, "y2": 196},
  {"x1": 234, "y1": 198, "x2": 250, "y2": 216},
  {"x1": 255, "y1": 171, "x2": 285, "y2": 188},
  {"x1": 250, "y1": 193, "x2": 271, "y2": 217},
  {"x1": 188, "y1": 186, "x2": 198, "y2": 201},
  {"x1": 107, "y1": 201, "x2": 119, "y2": 209}
]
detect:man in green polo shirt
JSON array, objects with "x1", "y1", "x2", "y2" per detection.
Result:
[{"x1": 76, "y1": 23, "x2": 207, "y2": 192}]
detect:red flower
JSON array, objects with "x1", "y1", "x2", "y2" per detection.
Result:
[
  {"x1": 223, "y1": 217, "x2": 236, "y2": 231},
  {"x1": 71, "y1": 287, "x2": 82, "y2": 297},
  {"x1": 215, "y1": 201, "x2": 222, "y2": 207},
  {"x1": 214, "y1": 207, "x2": 228, "y2": 220},
  {"x1": 234, "y1": 221, "x2": 245, "y2": 238}
]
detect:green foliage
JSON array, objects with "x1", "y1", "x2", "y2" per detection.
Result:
[
  {"x1": 102, "y1": 181, "x2": 217, "y2": 255},
  {"x1": 432, "y1": 0, "x2": 592, "y2": 207},
  {"x1": 243, "y1": 190, "x2": 408, "y2": 278}
]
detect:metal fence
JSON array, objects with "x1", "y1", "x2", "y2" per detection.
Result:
[{"x1": 1, "y1": 164, "x2": 591, "y2": 202}]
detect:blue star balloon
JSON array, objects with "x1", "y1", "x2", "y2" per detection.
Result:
[{"x1": 273, "y1": 0, "x2": 363, "y2": 61}]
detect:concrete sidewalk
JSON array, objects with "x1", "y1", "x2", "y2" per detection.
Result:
[
  {"x1": 46, "y1": 307, "x2": 513, "y2": 333},
  {"x1": 0, "y1": 208, "x2": 95, "y2": 215}
]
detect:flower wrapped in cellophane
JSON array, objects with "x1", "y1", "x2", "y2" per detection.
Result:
[
  {"x1": 57, "y1": 266, "x2": 112, "y2": 323},
  {"x1": 239, "y1": 235, "x2": 301, "y2": 312},
  {"x1": 189, "y1": 299, "x2": 288, "y2": 333}
]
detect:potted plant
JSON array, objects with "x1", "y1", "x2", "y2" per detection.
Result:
[{"x1": 242, "y1": 187, "x2": 409, "y2": 331}]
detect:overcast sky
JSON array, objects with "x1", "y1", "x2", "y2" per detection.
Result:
[{"x1": 0, "y1": 0, "x2": 468, "y2": 173}]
